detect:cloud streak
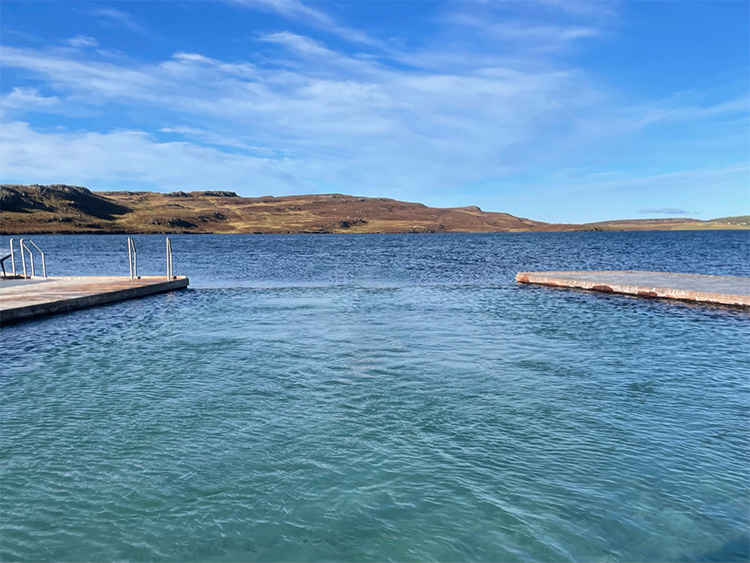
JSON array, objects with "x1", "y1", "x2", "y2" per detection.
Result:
[
  {"x1": 66, "y1": 35, "x2": 98, "y2": 48},
  {"x1": 640, "y1": 208, "x2": 693, "y2": 215},
  {"x1": 91, "y1": 7, "x2": 147, "y2": 33},
  {"x1": 0, "y1": 121, "x2": 319, "y2": 191},
  {"x1": 232, "y1": 0, "x2": 378, "y2": 45}
]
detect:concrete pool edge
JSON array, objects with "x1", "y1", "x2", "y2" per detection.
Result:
[{"x1": 516, "y1": 270, "x2": 750, "y2": 308}]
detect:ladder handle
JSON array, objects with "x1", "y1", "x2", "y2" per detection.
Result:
[
  {"x1": 166, "y1": 237, "x2": 174, "y2": 279},
  {"x1": 8, "y1": 239, "x2": 16, "y2": 276},
  {"x1": 19, "y1": 239, "x2": 28, "y2": 278},
  {"x1": 127, "y1": 237, "x2": 138, "y2": 279},
  {"x1": 24, "y1": 240, "x2": 46, "y2": 278}
]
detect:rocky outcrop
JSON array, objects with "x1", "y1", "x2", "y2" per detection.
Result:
[{"x1": 1, "y1": 184, "x2": 131, "y2": 220}]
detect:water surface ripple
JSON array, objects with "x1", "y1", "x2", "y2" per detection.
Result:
[{"x1": 1, "y1": 232, "x2": 749, "y2": 562}]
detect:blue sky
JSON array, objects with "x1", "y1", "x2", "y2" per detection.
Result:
[{"x1": 1, "y1": 0, "x2": 747, "y2": 223}]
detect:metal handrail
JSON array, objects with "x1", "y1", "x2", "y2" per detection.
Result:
[
  {"x1": 19, "y1": 239, "x2": 46, "y2": 278},
  {"x1": 127, "y1": 237, "x2": 138, "y2": 279},
  {"x1": 166, "y1": 237, "x2": 174, "y2": 279},
  {"x1": 8, "y1": 238, "x2": 17, "y2": 276},
  {"x1": 26, "y1": 240, "x2": 46, "y2": 278},
  {"x1": 18, "y1": 238, "x2": 27, "y2": 278}
]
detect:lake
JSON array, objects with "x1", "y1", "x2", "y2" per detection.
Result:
[{"x1": 1, "y1": 231, "x2": 749, "y2": 562}]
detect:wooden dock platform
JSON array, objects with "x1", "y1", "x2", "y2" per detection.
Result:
[
  {"x1": 0, "y1": 276, "x2": 189, "y2": 324},
  {"x1": 516, "y1": 270, "x2": 750, "y2": 308}
]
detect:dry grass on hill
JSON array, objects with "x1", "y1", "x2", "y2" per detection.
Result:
[{"x1": 1, "y1": 184, "x2": 746, "y2": 234}]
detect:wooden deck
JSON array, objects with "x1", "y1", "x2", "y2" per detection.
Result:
[
  {"x1": 516, "y1": 270, "x2": 750, "y2": 308},
  {"x1": 0, "y1": 276, "x2": 189, "y2": 324}
]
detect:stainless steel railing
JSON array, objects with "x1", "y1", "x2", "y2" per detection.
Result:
[
  {"x1": 6, "y1": 237, "x2": 178, "y2": 281},
  {"x1": 18, "y1": 238, "x2": 47, "y2": 278},
  {"x1": 128, "y1": 237, "x2": 176, "y2": 279},
  {"x1": 127, "y1": 237, "x2": 138, "y2": 279},
  {"x1": 166, "y1": 237, "x2": 174, "y2": 279},
  {"x1": 8, "y1": 238, "x2": 17, "y2": 276}
]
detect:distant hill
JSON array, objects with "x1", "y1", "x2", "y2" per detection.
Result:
[
  {"x1": 0, "y1": 184, "x2": 546, "y2": 234},
  {"x1": 0, "y1": 184, "x2": 747, "y2": 234},
  {"x1": 577, "y1": 216, "x2": 749, "y2": 231},
  {"x1": 706, "y1": 215, "x2": 750, "y2": 225}
]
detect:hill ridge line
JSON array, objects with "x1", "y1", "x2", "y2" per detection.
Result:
[{"x1": 1, "y1": 184, "x2": 747, "y2": 234}]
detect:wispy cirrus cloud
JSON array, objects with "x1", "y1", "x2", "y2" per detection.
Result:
[
  {"x1": 1, "y1": 87, "x2": 60, "y2": 114},
  {"x1": 91, "y1": 6, "x2": 147, "y2": 33},
  {"x1": 438, "y1": 0, "x2": 611, "y2": 55},
  {"x1": 159, "y1": 126, "x2": 273, "y2": 153},
  {"x1": 66, "y1": 35, "x2": 98, "y2": 48},
  {"x1": 259, "y1": 31, "x2": 338, "y2": 58},
  {"x1": 640, "y1": 208, "x2": 693, "y2": 215},
  {"x1": 566, "y1": 163, "x2": 750, "y2": 191},
  {"x1": 232, "y1": 0, "x2": 378, "y2": 45},
  {"x1": 446, "y1": 13, "x2": 600, "y2": 51},
  {"x1": 520, "y1": 0, "x2": 620, "y2": 19},
  {"x1": 0, "y1": 121, "x2": 317, "y2": 191}
]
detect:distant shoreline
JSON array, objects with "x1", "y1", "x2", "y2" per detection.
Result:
[
  {"x1": 2, "y1": 184, "x2": 747, "y2": 235},
  {"x1": 2, "y1": 229, "x2": 749, "y2": 236}
]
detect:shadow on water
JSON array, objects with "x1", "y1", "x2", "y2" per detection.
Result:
[{"x1": 679, "y1": 537, "x2": 750, "y2": 562}]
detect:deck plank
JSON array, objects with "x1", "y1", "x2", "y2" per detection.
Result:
[{"x1": 0, "y1": 276, "x2": 189, "y2": 324}]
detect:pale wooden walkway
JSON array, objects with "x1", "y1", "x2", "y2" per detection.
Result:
[
  {"x1": 0, "y1": 276, "x2": 189, "y2": 324},
  {"x1": 516, "y1": 271, "x2": 750, "y2": 307}
]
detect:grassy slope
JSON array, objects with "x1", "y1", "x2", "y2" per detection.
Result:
[
  {"x1": 0, "y1": 185, "x2": 546, "y2": 234},
  {"x1": 579, "y1": 218, "x2": 750, "y2": 231},
  {"x1": 1, "y1": 185, "x2": 747, "y2": 234}
]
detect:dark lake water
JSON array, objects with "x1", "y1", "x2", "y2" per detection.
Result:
[{"x1": 1, "y1": 231, "x2": 749, "y2": 562}]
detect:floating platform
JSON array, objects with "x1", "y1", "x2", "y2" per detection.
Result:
[
  {"x1": 516, "y1": 270, "x2": 750, "y2": 308},
  {"x1": 0, "y1": 276, "x2": 189, "y2": 324}
]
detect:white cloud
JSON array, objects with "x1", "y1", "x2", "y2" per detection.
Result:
[
  {"x1": 66, "y1": 35, "x2": 98, "y2": 48},
  {"x1": 158, "y1": 126, "x2": 272, "y2": 152},
  {"x1": 259, "y1": 31, "x2": 337, "y2": 58},
  {"x1": 522, "y1": 0, "x2": 620, "y2": 19},
  {"x1": 438, "y1": 0, "x2": 608, "y2": 55},
  {"x1": 238, "y1": 0, "x2": 335, "y2": 28},
  {"x1": 447, "y1": 13, "x2": 600, "y2": 51},
  {"x1": 0, "y1": 87, "x2": 60, "y2": 113},
  {"x1": 232, "y1": 0, "x2": 378, "y2": 45},
  {"x1": 640, "y1": 208, "x2": 692, "y2": 215},
  {"x1": 0, "y1": 121, "x2": 319, "y2": 191},
  {"x1": 572, "y1": 93, "x2": 750, "y2": 140},
  {"x1": 578, "y1": 163, "x2": 750, "y2": 192},
  {"x1": 91, "y1": 7, "x2": 146, "y2": 33}
]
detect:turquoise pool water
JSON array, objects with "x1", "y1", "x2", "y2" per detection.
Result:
[{"x1": 1, "y1": 231, "x2": 749, "y2": 562}]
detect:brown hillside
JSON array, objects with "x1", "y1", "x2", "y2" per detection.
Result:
[
  {"x1": 0, "y1": 185, "x2": 546, "y2": 234},
  {"x1": 578, "y1": 217, "x2": 748, "y2": 231},
  {"x1": 1, "y1": 185, "x2": 746, "y2": 234}
]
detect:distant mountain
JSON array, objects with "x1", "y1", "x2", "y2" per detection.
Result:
[{"x1": 0, "y1": 184, "x2": 747, "y2": 234}]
